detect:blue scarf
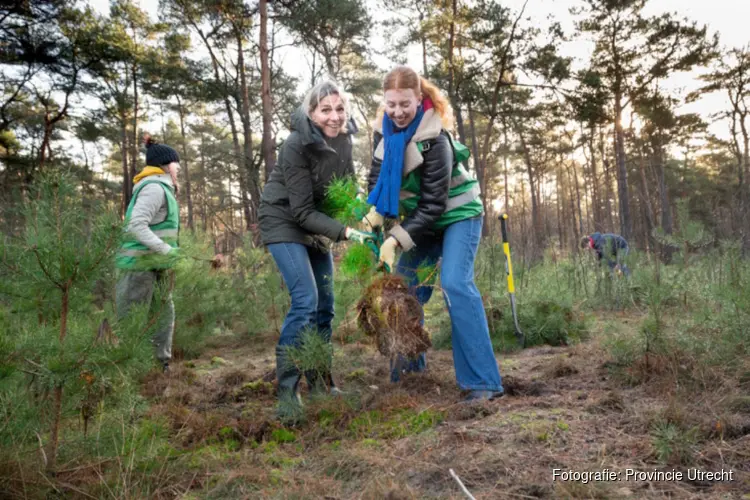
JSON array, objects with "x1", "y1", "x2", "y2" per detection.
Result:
[{"x1": 367, "y1": 107, "x2": 425, "y2": 218}]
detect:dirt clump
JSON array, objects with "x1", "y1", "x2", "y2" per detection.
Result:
[
  {"x1": 357, "y1": 275, "x2": 431, "y2": 359},
  {"x1": 502, "y1": 375, "x2": 547, "y2": 396},
  {"x1": 220, "y1": 369, "x2": 248, "y2": 387},
  {"x1": 447, "y1": 402, "x2": 498, "y2": 421},
  {"x1": 587, "y1": 391, "x2": 625, "y2": 413},
  {"x1": 545, "y1": 357, "x2": 580, "y2": 379}
]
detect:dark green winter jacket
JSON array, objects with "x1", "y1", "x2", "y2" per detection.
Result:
[{"x1": 259, "y1": 107, "x2": 357, "y2": 252}]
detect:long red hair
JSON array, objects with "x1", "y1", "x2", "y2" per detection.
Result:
[{"x1": 375, "y1": 66, "x2": 454, "y2": 130}]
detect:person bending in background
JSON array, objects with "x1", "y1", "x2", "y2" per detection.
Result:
[{"x1": 581, "y1": 232, "x2": 631, "y2": 277}]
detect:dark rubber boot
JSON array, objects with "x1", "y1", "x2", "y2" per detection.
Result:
[{"x1": 276, "y1": 346, "x2": 303, "y2": 424}]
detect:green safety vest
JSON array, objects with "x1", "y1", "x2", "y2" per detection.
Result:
[
  {"x1": 399, "y1": 132, "x2": 483, "y2": 229},
  {"x1": 115, "y1": 180, "x2": 180, "y2": 271}
]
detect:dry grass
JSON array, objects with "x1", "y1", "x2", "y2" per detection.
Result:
[
  {"x1": 6, "y1": 314, "x2": 750, "y2": 499},
  {"x1": 544, "y1": 356, "x2": 580, "y2": 379}
]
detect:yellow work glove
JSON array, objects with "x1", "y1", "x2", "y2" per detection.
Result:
[
  {"x1": 378, "y1": 236, "x2": 399, "y2": 273},
  {"x1": 360, "y1": 206, "x2": 384, "y2": 233}
]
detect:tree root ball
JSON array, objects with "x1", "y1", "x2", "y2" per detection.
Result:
[{"x1": 356, "y1": 275, "x2": 431, "y2": 358}]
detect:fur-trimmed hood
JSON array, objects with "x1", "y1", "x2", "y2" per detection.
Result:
[{"x1": 372, "y1": 108, "x2": 443, "y2": 176}]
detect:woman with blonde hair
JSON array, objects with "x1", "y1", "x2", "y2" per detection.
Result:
[
  {"x1": 259, "y1": 80, "x2": 374, "y2": 415},
  {"x1": 362, "y1": 66, "x2": 504, "y2": 401}
]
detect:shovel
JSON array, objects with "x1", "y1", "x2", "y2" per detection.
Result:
[{"x1": 499, "y1": 214, "x2": 525, "y2": 347}]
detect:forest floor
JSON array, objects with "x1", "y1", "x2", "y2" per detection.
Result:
[{"x1": 126, "y1": 311, "x2": 750, "y2": 499}]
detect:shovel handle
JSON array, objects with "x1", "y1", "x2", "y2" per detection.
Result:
[
  {"x1": 498, "y1": 214, "x2": 515, "y2": 294},
  {"x1": 498, "y1": 213, "x2": 524, "y2": 345},
  {"x1": 500, "y1": 213, "x2": 509, "y2": 244}
]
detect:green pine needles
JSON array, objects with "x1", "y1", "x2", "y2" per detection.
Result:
[
  {"x1": 0, "y1": 172, "x2": 152, "y2": 473},
  {"x1": 341, "y1": 243, "x2": 376, "y2": 278},
  {"x1": 340, "y1": 243, "x2": 439, "y2": 283},
  {"x1": 319, "y1": 176, "x2": 369, "y2": 226},
  {"x1": 283, "y1": 328, "x2": 333, "y2": 377},
  {"x1": 323, "y1": 176, "x2": 381, "y2": 279}
]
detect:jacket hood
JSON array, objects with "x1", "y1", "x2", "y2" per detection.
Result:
[
  {"x1": 290, "y1": 106, "x2": 358, "y2": 146},
  {"x1": 137, "y1": 173, "x2": 175, "y2": 189}
]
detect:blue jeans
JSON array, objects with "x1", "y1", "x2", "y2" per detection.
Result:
[
  {"x1": 267, "y1": 243, "x2": 335, "y2": 347},
  {"x1": 391, "y1": 216, "x2": 503, "y2": 392}
]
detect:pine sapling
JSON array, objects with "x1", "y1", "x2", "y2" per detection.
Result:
[
  {"x1": 319, "y1": 176, "x2": 369, "y2": 226},
  {"x1": 341, "y1": 243, "x2": 376, "y2": 278},
  {"x1": 0, "y1": 173, "x2": 123, "y2": 472}
]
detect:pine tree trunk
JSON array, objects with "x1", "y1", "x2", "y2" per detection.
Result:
[
  {"x1": 653, "y1": 141, "x2": 673, "y2": 262},
  {"x1": 614, "y1": 90, "x2": 631, "y2": 240},
  {"x1": 638, "y1": 144, "x2": 656, "y2": 253},
  {"x1": 121, "y1": 118, "x2": 131, "y2": 215},
  {"x1": 468, "y1": 102, "x2": 481, "y2": 176},
  {"x1": 195, "y1": 24, "x2": 251, "y2": 232},
  {"x1": 467, "y1": 102, "x2": 489, "y2": 236},
  {"x1": 176, "y1": 98, "x2": 194, "y2": 232},
  {"x1": 236, "y1": 30, "x2": 260, "y2": 233},
  {"x1": 571, "y1": 163, "x2": 584, "y2": 238},
  {"x1": 446, "y1": 0, "x2": 467, "y2": 145},
  {"x1": 588, "y1": 129, "x2": 601, "y2": 231},
  {"x1": 227, "y1": 176, "x2": 234, "y2": 230},
  {"x1": 743, "y1": 122, "x2": 750, "y2": 251},
  {"x1": 259, "y1": 0, "x2": 276, "y2": 180},
  {"x1": 556, "y1": 167, "x2": 564, "y2": 251},
  {"x1": 567, "y1": 164, "x2": 582, "y2": 252},
  {"x1": 200, "y1": 132, "x2": 208, "y2": 232},
  {"x1": 600, "y1": 127, "x2": 615, "y2": 231},
  {"x1": 47, "y1": 285, "x2": 69, "y2": 472},
  {"x1": 520, "y1": 180, "x2": 528, "y2": 260},
  {"x1": 540, "y1": 175, "x2": 548, "y2": 245},
  {"x1": 503, "y1": 120, "x2": 510, "y2": 218},
  {"x1": 455, "y1": 108, "x2": 467, "y2": 150},
  {"x1": 518, "y1": 128, "x2": 541, "y2": 261},
  {"x1": 39, "y1": 118, "x2": 52, "y2": 169},
  {"x1": 131, "y1": 62, "x2": 139, "y2": 186},
  {"x1": 160, "y1": 102, "x2": 167, "y2": 139},
  {"x1": 583, "y1": 173, "x2": 592, "y2": 230},
  {"x1": 224, "y1": 82, "x2": 251, "y2": 232}
]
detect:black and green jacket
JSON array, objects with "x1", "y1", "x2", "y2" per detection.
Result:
[
  {"x1": 259, "y1": 107, "x2": 357, "y2": 251},
  {"x1": 368, "y1": 108, "x2": 482, "y2": 251}
]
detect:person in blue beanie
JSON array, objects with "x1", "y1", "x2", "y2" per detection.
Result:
[{"x1": 361, "y1": 66, "x2": 503, "y2": 402}]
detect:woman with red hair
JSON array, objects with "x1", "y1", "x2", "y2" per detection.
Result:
[{"x1": 362, "y1": 66, "x2": 504, "y2": 402}]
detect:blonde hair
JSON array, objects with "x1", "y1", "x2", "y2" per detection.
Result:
[
  {"x1": 301, "y1": 80, "x2": 351, "y2": 134},
  {"x1": 374, "y1": 66, "x2": 454, "y2": 130}
]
